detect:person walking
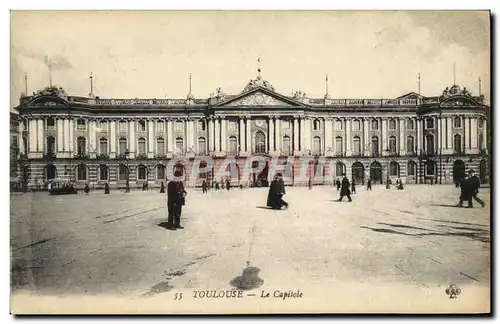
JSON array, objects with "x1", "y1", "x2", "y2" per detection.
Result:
[
  {"x1": 457, "y1": 174, "x2": 472, "y2": 208},
  {"x1": 160, "y1": 181, "x2": 165, "y2": 193},
  {"x1": 226, "y1": 179, "x2": 231, "y2": 191},
  {"x1": 367, "y1": 178, "x2": 372, "y2": 191},
  {"x1": 202, "y1": 180, "x2": 208, "y2": 193},
  {"x1": 351, "y1": 179, "x2": 356, "y2": 194},
  {"x1": 167, "y1": 170, "x2": 187, "y2": 230},
  {"x1": 104, "y1": 182, "x2": 110, "y2": 194},
  {"x1": 468, "y1": 169, "x2": 485, "y2": 208},
  {"x1": 337, "y1": 174, "x2": 352, "y2": 202},
  {"x1": 336, "y1": 178, "x2": 341, "y2": 191}
]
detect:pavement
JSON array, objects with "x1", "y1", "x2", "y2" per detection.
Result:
[{"x1": 10, "y1": 184, "x2": 490, "y2": 313}]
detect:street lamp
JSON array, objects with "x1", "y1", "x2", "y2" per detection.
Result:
[{"x1": 125, "y1": 149, "x2": 130, "y2": 193}]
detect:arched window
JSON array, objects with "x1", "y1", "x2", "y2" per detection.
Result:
[
  {"x1": 98, "y1": 165, "x2": 108, "y2": 181},
  {"x1": 198, "y1": 137, "x2": 206, "y2": 155},
  {"x1": 46, "y1": 117, "x2": 55, "y2": 129},
  {"x1": 389, "y1": 118, "x2": 396, "y2": 130},
  {"x1": 46, "y1": 136, "x2": 55, "y2": 155},
  {"x1": 99, "y1": 138, "x2": 108, "y2": 155},
  {"x1": 389, "y1": 136, "x2": 397, "y2": 153},
  {"x1": 138, "y1": 138, "x2": 146, "y2": 155},
  {"x1": 138, "y1": 120, "x2": 146, "y2": 132},
  {"x1": 406, "y1": 119, "x2": 414, "y2": 130},
  {"x1": 407, "y1": 161, "x2": 417, "y2": 176},
  {"x1": 119, "y1": 120, "x2": 127, "y2": 132},
  {"x1": 389, "y1": 161, "x2": 400, "y2": 177},
  {"x1": 313, "y1": 136, "x2": 321, "y2": 155},
  {"x1": 454, "y1": 134, "x2": 462, "y2": 154},
  {"x1": 353, "y1": 136, "x2": 361, "y2": 155},
  {"x1": 335, "y1": 136, "x2": 343, "y2": 155},
  {"x1": 406, "y1": 136, "x2": 415, "y2": 153},
  {"x1": 77, "y1": 137, "x2": 86, "y2": 155},
  {"x1": 137, "y1": 165, "x2": 147, "y2": 180},
  {"x1": 77, "y1": 164, "x2": 87, "y2": 181},
  {"x1": 77, "y1": 118, "x2": 86, "y2": 130},
  {"x1": 198, "y1": 120, "x2": 206, "y2": 131},
  {"x1": 45, "y1": 164, "x2": 56, "y2": 180},
  {"x1": 157, "y1": 164, "x2": 166, "y2": 180},
  {"x1": 313, "y1": 119, "x2": 320, "y2": 131},
  {"x1": 229, "y1": 136, "x2": 238, "y2": 155},
  {"x1": 426, "y1": 118, "x2": 434, "y2": 129},
  {"x1": 282, "y1": 136, "x2": 291, "y2": 155},
  {"x1": 118, "y1": 164, "x2": 128, "y2": 181},
  {"x1": 118, "y1": 138, "x2": 127, "y2": 155},
  {"x1": 156, "y1": 137, "x2": 165, "y2": 155},
  {"x1": 426, "y1": 134, "x2": 434, "y2": 155},
  {"x1": 175, "y1": 137, "x2": 184, "y2": 151},
  {"x1": 371, "y1": 119, "x2": 379, "y2": 130},
  {"x1": 336, "y1": 162, "x2": 345, "y2": 177},
  {"x1": 255, "y1": 131, "x2": 266, "y2": 154},
  {"x1": 371, "y1": 136, "x2": 379, "y2": 156},
  {"x1": 156, "y1": 120, "x2": 165, "y2": 132},
  {"x1": 454, "y1": 117, "x2": 461, "y2": 128}
]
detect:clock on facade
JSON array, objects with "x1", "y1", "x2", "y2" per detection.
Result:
[{"x1": 255, "y1": 119, "x2": 264, "y2": 127}]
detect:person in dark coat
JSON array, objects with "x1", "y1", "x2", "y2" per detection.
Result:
[
  {"x1": 226, "y1": 179, "x2": 231, "y2": 191},
  {"x1": 337, "y1": 174, "x2": 352, "y2": 202},
  {"x1": 351, "y1": 179, "x2": 356, "y2": 194},
  {"x1": 367, "y1": 178, "x2": 372, "y2": 191},
  {"x1": 397, "y1": 178, "x2": 404, "y2": 190},
  {"x1": 267, "y1": 176, "x2": 279, "y2": 209},
  {"x1": 308, "y1": 177, "x2": 312, "y2": 190},
  {"x1": 336, "y1": 179, "x2": 341, "y2": 191},
  {"x1": 202, "y1": 180, "x2": 208, "y2": 193},
  {"x1": 167, "y1": 170, "x2": 187, "y2": 230},
  {"x1": 215, "y1": 181, "x2": 220, "y2": 191},
  {"x1": 468, "y1": 170, "x2": 485, "y2": 207},
  {"x1": 84, "y1": 183, "x2": 90, "y2": 195},
  {"x1": 277, "y1": 174, "x2": 288, "y2": 210},
  {"x1": 104, "y1": 182, "x2": 110, "y2": 194},
  {"x1": 457, "y1": 174, "x2": 472, "y2": 208},
  {"x1": 160, "y1": 181, "x2": 165, "y2": 193}
]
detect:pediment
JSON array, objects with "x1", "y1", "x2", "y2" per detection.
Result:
[
  {"x1": 215, "y1": 88, "x2": 303, "y2": 108},
  {"x1": 28, "y1": 96, "x2": 69, "y2": 108},
  {"x1": 440, "y1": 96, "x2": 480, "y2": 108}
]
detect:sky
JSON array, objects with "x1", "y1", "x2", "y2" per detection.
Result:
[{"x1": 10, "y1": 11, "x2": 490, "y2": 108}]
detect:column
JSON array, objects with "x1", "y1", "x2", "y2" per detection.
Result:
[
  {"x1": 189, "y1": 119, "x2": 195, "y2": 152},
  {"x1": 167, "y1": 120, "x2": 174, "y2": 152},
  {"x1": 239, "y1": 118, "x2": 245, "y2": 152},
  {"x1": 416, "y1": 118, "x2": 422, "y2": 154},
  {"x1": 464, "y1": 116, "x2": 470, "y2": 151},
  {"x1": 110, "y1": 120, "x2": 117, "y2": 156},
  {"x1": 306, "y1": 118, "x2": 312, "y2": 151},
  {"x1": 37, "y1": 118, "x2": 44, "y2": 153},
  {"x1": 207, "y1": 118, "x2": 213, "y2": 152},
  {"x1": 293, "y1": 117, "x2": 299, "y2": 152},
  {"x1": 148, "y1": 119, "x2": 154, "y2": 156},
  {"x1": 268, "y1": 117, "x2": 275, "y2": 152},
  {"x1": 440, "y1": 116, "x2": 446, "y2": 153},
  {"x1": 28, "y1": 119, "x2": 37, "y2": 153},
  {"x1": 18, "y1": 121, "x2": 25, "y2": 155},
  {"x1": 447, "y1": 117, "x2": 453, "y2": 151},
  {"x1": 246, "y1": 117, "x2": 251, "y2": 154},
  {"x1": 221, "y1": 117, "x2": 227, "y2": 153},
  {"x1": 69, "y1": 118, "x2": 74, "y2": 154},
  {"x1": 275, "y1": 117, "x2": 281, "y2": 153},
  {"x1": 300, "y1": 118, "x2": 306, "y2": 151},
  {"x1": 399, "y1": 118, "x2": 405, "y2": 155},
  {"x1": 129, "y1": 120, "x2": 136, "y2": 156},
  {"x1": 325, "y1": 118, "x2": 333, "y2": 155},
  {"x1": 382, "y1": 118, "x2": 388, "y2": 154},
  {"x1": 64, "y1": 119, "x2": 69, "y2": 152},
  {"x1": 470, "y1": 118, "x2": 478, "y2": 150},
  {"x1": 363, "y1": 118, "x2": 370, "y2": 155},
  {"x1": 484, "y1": 118, "x2": 488, "y2": 153},
  {"x1": 57, "y1": 119, "x2": 64, "y2": 152},
  {"x1": 214, "y1": 117, "x2": 221, "y2": 152},
  {"x1": 346, "y1": 118, "x2": 352, "y2": 156}
]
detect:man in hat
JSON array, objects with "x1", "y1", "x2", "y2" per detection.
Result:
[
  {"x1": 468, "y1": 169, "x2": 485, "y2": 208},
  {"x1": 457, "y1": 173, "x2": 471, "y2": 208},
  {"x1": 337, "y1": 173, "x2": 352, "y2": 202},
  {"x1": 167, "y1": 170, "x2": 187, "y2": 230},
  {"x1": 276, "y1": 173, "x2": 288, "y2": 210}
]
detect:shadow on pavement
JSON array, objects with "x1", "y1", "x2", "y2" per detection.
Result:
[
  {"x1": 430, "y1": 204, "x2": 464, "y2": 208},
  {"x1": 416, "y1": 217, "x2": 489, "y2": 228},
  {"x1": 157, "y1": 222, "x2": 176, "y2": 231},
  {"x1": 361, "y1": 221, "x2": 490, "y2": 243},
  {"x1": 256, "y1": 206, "x2": 273, "y2": 210}
]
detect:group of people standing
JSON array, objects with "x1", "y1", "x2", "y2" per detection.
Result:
[
  {"x1": 201, "y1": 179, "x2": 231, "y2": 193},
  {"x1": 457, "y1": 169, "x2": 485, "y2": 208}
]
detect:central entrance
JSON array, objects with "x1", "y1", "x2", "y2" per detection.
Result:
[{"x1": 370, "y1": 161, "x2": 383, "y2": 184}]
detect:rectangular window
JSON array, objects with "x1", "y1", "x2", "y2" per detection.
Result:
[
  {"x1": 138, "y1": 120, "x2": 146, "y2": 132},
  {"x1": 157, "y1": 121, "x2": 165, "y2": 132},
  {"x1": 175, "y1": 121, "x2": 184, "y2": 132},
  {"x1": 282, "y1": 120, "x2": 291, "y2": 129},
  {"x1": 352, "y1": 120, "x2": 360, "y2": 131},
  {"x1": 334, "y1": 120, "x2": 343, "y2": 131},
  {"x1": 99, "y1": 167, "x2": 108, "y2": 181},
  {"x1": 119, "y1": 122, "x2": 127, "y2": 132}
]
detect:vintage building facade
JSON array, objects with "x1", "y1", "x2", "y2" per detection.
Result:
[{"x1": 13, "y1": 75, "x2": 490, "y2": 189}]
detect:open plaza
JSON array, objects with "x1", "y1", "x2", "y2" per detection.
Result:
[{"x1": 11, "y1": 184, "x2": 490, "y2": 302}]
